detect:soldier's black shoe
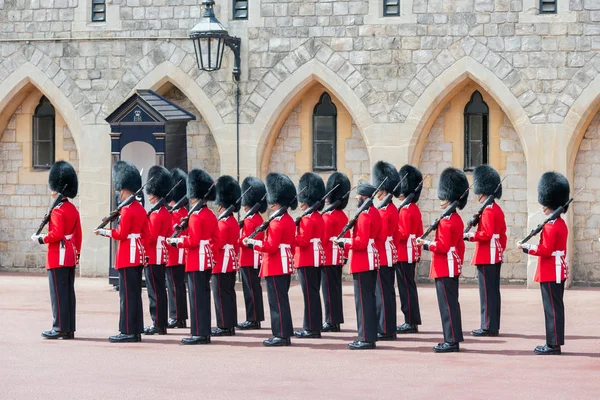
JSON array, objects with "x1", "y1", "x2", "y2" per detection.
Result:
[
  {"x1": 433, "y1": 342, "x2": 460, "y2": 353},
  {"x1": 534, "y1": 344, "x2": 561, "y2": 355},
  {"x1": 263, "y1": 336, "x2": 291, "y2": 347},
  {"x1": 109, "y1": 333, "x2": 141, "y2": 343},
  {"x1": 294, "y1": 329, "x2": 321, "y2": 339},
  {"x1": 377, "y1": 333, "x2": 397, "y2": 341},
  {"x1": 144, "y1": 326, "x2": 167, "y2": 335},
  {"x1": 471, "y1": 328, "x2": 499, "y2": 337},
  {"x1": 41, "y1": 329, "x2": 74, "y2": 339},
  {"x1": 236, "y1": 320, "x2": 261, "y2": 330},
  {"x1": 321, "y1": 322, "x2": 341, "y2": 332},
  {"x1": 211, "y1": 327, "x2": 235, "y2": 336},
  {"x1": 396, "y1": 323, "x2": 418, "y2": 334},
  {"x1": 348, "y1": 340, "x2": 376, "y2": 350},
  {"x1": 181, "y1": 335, "x2": 211, "y2": 345},
  {"x1": 167, "y1": 319, "x2": 187, "y2": 329}
]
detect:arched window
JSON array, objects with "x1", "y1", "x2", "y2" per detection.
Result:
[
  {"x1": 464, "y1": 91, "x2": 489, "y2": 171},
  {"x1": 32, "y1": 96, "x2": 55, "y2": 169},
  {"x1": 312, "y1": 92, "x2": 337, "y2": 171}
]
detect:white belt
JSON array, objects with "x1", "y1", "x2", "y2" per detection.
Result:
[
  {"x1": 253, "y1": 250, "x2": 261, "y2": 269},
  {"x1": 127, "y1": 234, "x2": 141, "y2": 264},
  {"x1": 199, "y1": 240, "x2": 210, "y2": 272},
  {"x1": 310, "y1": 238, "x2": 323, "y2": 267},
  {"x1": 178, "y1": 247, "x2": 184, "y2": 265},
  {"x1": 407, "y1": 234, "x2": 416, "y2": 264},
  {"x1": 447, "y1": 246, "x2": 457, "y2": 278},
  {"x1": 367, "y1": 239, "x2": 376, "y2": 271},
  {"x1": 330, "y1": 236, "x2": 340, "y2": 265},
  {"x1": 384, "y1": 236, "x2": 396, "y2": 266},
  {"x1": 156, "y1": 235, "x2": 165, "y2": 265},
  {"x1": 280, "y1": 244, "x2": 292, "y2": 274},
  {"x1": 221, "y1": 243, "x2": 238, "y2": 273},
  {"x1": 490, "y1": 234, "x2": 501, "y2": 264},
  {"x1": 59, "y1": 234, "x2": 74, "y2": 266},
  {"x1": 552, "y1": 250, "x2": 566, "y2": 284}
]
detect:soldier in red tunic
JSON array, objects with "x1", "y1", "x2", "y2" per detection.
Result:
[
  {"x1": 244, "y1": 173, "x2": 297, "y2": 347},
  {"x1": 518, "y1": 172, "x2": 570, "y2": 355},
  {"x1": 464, "y1": 165, "x2": 507, "y2": 337},
  {"x1": 167, "y1": 169, "x2": 217, "y2": 345},
  {"x1": 294, "y1": 173, "x2": 326, "y2": 339},
  {"x1": 237, "y1": 177, "x2": 267, "y2": 330},
  {"x1": 211, "y1": 176, "x2": 241, "y2": 337},
  {"x1": 32, "y1": 161, "x2": 81, "y2": 340},
  {"x1": 95, "y1": 161, "x2": 149, "y2": 343},
  {"x1": 336, "y1": 182, "x2": 382, "y2": 350},
  {"x1": 418, "y1": 168, "x2": 468, "y2": 353},
  {"x1": 321, "y1": 172, "x2": 351, "y2": 333},
  {"x1": 166, "y1": 168, "x2": 188, "y2": 329},
  {"x1": 373, "y1": 161, "x2": 400, "y2": 341},
  {"x1": 143, "y1": 166, "x2": 172, "y2": 336},
  {"x1": 395, "y1": 164, "x2": 423, "y2": 334}
]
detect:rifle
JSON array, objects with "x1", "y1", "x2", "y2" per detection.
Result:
[
  {"x1": 321, "y1": 186, "x2": 355, "y2": 214},
  {"x1": 168, "y1": 195, "x2": 188, "y2": 213},
  {"x1": 397, "y1": 175, "x2": 429, "y2": 210},
  {"x1": 420, "y1": 183, "x2": 472, "y2": 240},
  {"x1": 519, "y1": 188, "x2": 583, "y2": 244},
  {"x1": 96, "y1": 177, "x2": 154, "y2": 230},
  {"x1": 170, "y1": 182, "x2": 216, "y2": 239},
  {"x1": 377, "y1": 173, "x2": 408, "y2": 210},
  {"x1": 34, "y1": 184, "x2": 68, "y2": 235},
  {"x1": 147, "y1": 179, "x2": 183, "y2": 216},
  {"x1": 295, "y1": 184, "x2": 339, "y2": 226},
  {"x1": 238, "y1": 193, "x2": 267, "y2": 228},
  {"x1": 336, "y1": 178, "x2": 388, "y2": 242},
  {"x1": 218, "y1": 186, "x2": 252, "y2": 221},
  {"x1": 464, "y1": 176, "x2": 507, "y2": 233},
  {"x1": 248, "y1": 187, "x2": 306, "y2": 239}
]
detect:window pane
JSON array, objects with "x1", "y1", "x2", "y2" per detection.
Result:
[
  {"x1": 469, "y1": 141, "x2": 482, "y2": 167},
  {"x1": 34, "y1": 142, "x2": 52, "y2": 167},
  {"x1": 314, "y1": 142, "x2": 335, "y2": 169},
  {"x1": 314, "y1": 116, "x2": 335, "y2": 141},
  {"x1": 468, "y1": 115, "x2": 483, "y2": 141},
  {"x1": 384, "y1": 0, "x2": 400, "y2": 16},
  {"x1": 540, "y1": 0, "x2": 557, "y2": 13},
  {"x1": 34, "y1": 117, "x2": 53, "y2": 141}
]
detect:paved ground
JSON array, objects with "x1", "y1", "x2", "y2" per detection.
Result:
[{"x1": 1, "y1": 274, "x2": 599, "y2": 399}]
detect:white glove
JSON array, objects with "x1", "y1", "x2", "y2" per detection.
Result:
[
  {"x1": 334, "y1": 238, "x2": 351, "y2": 245},
  {"x1": 166, "y1": 237, "x2": 183, "y2": 247},
  {"x1": 94, "y1": 229, "x2": 110, "y2": 237},
  {"x1": 463, "y1": 232, "x2": 475, "y2": 241},
  {"x1": 31, "y1": 234, "x2": 45, "y2": 244}
]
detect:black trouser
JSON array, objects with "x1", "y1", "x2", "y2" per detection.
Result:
[
  {"x1": 353, "y1": 270, "x2": 378, "y2": 343},
  {"x1": 375, "y1": 266, "x2": 397, "y2": 335},
  {"x1": 477, "y1": 263, "x2": 502, "y2": 332},
  {"x1": 321, "y1": 266, "x2": 344, "y2": 325},
  {"x1": 187, "y1": 270, "x2": 211, "y2": 337},
  {"x1": 240, "y1": 266, "x2": 265, "y2": 322},
  {"x1": 118, "y1": 266, "x2": 144, "y2": 335},
  {"x1": 47, "y1": 267, "x2": 76, "y2": 333},
  {"x1": 212, "y1": 272, "x2": 238, "y2": 329},
  {"x1": 145, "y1": 264, "x2": 168, "y2": 329},
  {"x1": 297, "y1": 267, "x2": 322, "y2": 331},
  {"x1": 435, "y1": 277, "x2": 464, "y2": 343},
  {"x1": 540, "y1": 281, "x2": 565, "y2": 346},
  {"x1": 265, "y1": 275, "x2": 293, "y2": 339},
  {"x1": 166, "y1": 265, "x2": 188, "y2": 322},
  {"x1": 395, "y1": 262, "x2": 422, "y2": 325}
]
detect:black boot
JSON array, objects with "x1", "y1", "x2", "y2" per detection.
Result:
[
  {"x1": 236, "y1": 320, "x2": 261, "y2": 330},
  {"x1": 144, "y1": 326, "x2": 167, "y2": 335},
  {"x1": 41, "y1": 329, "x2": 74, "y2": 340},
  {"x1": 168, "y1": 319, "x2": 187, "y2": 329},
  {"x1": 534, "y1": 344, "x2": 561, "y2": 355},
  {"x1": 181, "y1": 336, "x2": 211, "y2": 345},
  {"x1": 109, "y1": 333, "x2": 142, "y2": 343},
  {"x1": 263, "y1": 337, "x2": 291, "y2": 347},
  {"x1": 348, "y1": 340, "x2": 376, "y2": 350},
  {"x1": 294, "y1": 329, "x2": 321, "y2": 339},
  {"x1": 211, "y1": 327, "x2": 235, "y2": 336},
  {"x1": 377, "y1": 333, "x2": 397, "y2": 341},
  {"x1": 433, "y1": 342, "x2": 460, "y2": 353},
  {"x1": 396, "y1": 323, "x2": 418, "y2": 334},
  {"x1": 471, "y1": 328, "x2": 499, "y2": 337},
  {"x1": 321, "y1": 322, "x2": 340, "y2": 332}
]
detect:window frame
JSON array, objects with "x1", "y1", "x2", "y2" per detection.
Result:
[
  {"x1": 312, "y1": 92, "x2": 337, "y2": 172},
  {"x1": 91, "y1": 0, "x2": 106, "y2": 22},
  {"x1": 32, "y1": 96, "x2": 56, "y2": 170},
  {"x1": 539, "y1": 0, "x2": 557, "y2": 14},
  {"x1": 463, "y1": 91, "x2": 489, "y2": 172},
  {"x1": 383, "y1": 0, "x2": 400, "y2": 17},
  {"x1": 232, "y1": 0, "x2": 249, "y2": 20}
]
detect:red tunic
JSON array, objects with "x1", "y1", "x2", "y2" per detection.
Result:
[
  {"x1": 322, "y1": 209, "x2": 349, "y2": 266},
  {"x1": 253, "y1": 212, "x2": 296, "y2": 277},
  {"x1": 529, "y1": 217, "x2": 568, "y2": 283},
  {"x1": 468, "y1": 202, "x2": 507, "y2": 266},
  {"x1": 344, "y1": 206, "x2": 381, "y2": 274},
  {"x1": 294, "y1": 211, "x2": 326, "y2": 268},
  {"x1": 378, "y1": 203, "x2": 399, "y2": 267},
  {"x1": 166, "y1": 207, "x2": 188, "y2": 267},
  {"x1": 239, "y1": 213, "x2": 265, "y2": 268},
  {"x1": 109, "y1": 201, "x2": 150, "y2": 269},
  {"x1": 212, "y1": 215, "x2": 240, "y2": 274},
  {"x1": 146, "y1": 206, "x2": 171, "y2": 265},
  {"x1": 428, "y1": 212, "x2": 465, "y2": 279},
  {"x1": 396, "y1": 203, "x2": 423, "y2": 264},
  {"x1": 43, "y1": 200, "x2": 82, "y2": 269},
  {"x1": 177, "y1": 207, "x2": 218, "y2": 272}
]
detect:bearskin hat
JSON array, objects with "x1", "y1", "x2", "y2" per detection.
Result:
[
  {"x1": 48, "y1": 160, "x2": 78, "y2": 198},
  {"x1": 168, "y1": 168, "x2": 187, "y2": 203},
  {"x1": 113, "y1": 161, "x2": 141, "y2": 193},
  {"x1": 398, "y1": 164, "x2": 422, "y2": 203},
  {"x1": 538, "y1": 171, "x2": 570, "y2": 211},
  {"x1": 438, "y1": 167, "x2": 469, "y2": 210},
  {"x1": 187, "y1": 169, "x2": 215, "y2": 201},
  {"x1": 215, "y1": 175, "x2": 242, "y2": 212},
  {"x1": 298, "y1": 172, "x2": 325, "y2": 210},
  {"x1": 241, "y1": 176, "x2": 267, "y2": 214},
  {"x1": 473, "y1": 164, "x2": 502, "y2": 199},
  {"x1": 326, "y1": 172, "x2": 351, "y2": 210},
  {"x1": 146, "y1": 165, "x2": 172, "y2": 199},
  {"x1": 373, "y1": 161, "x2": 400, "y2": 196},
  {"x1": 266, "y1": 173, "x2": 297, "y2": 210}
]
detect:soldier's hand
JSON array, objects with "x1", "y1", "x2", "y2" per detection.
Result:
[
  {"x1": 94, "y1": 229, "x2": 109, "y2": 237},
  {"x1": 30, "y1": 234, "x2": 45, "y2": 244},
  {"x1": 463, "y1": 232, "x2": 474, "y2": 241}
]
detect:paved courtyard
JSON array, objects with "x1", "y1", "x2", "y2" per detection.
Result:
[{"x1": 1, "y1": 273, "x2": 599, "y2": 399}]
